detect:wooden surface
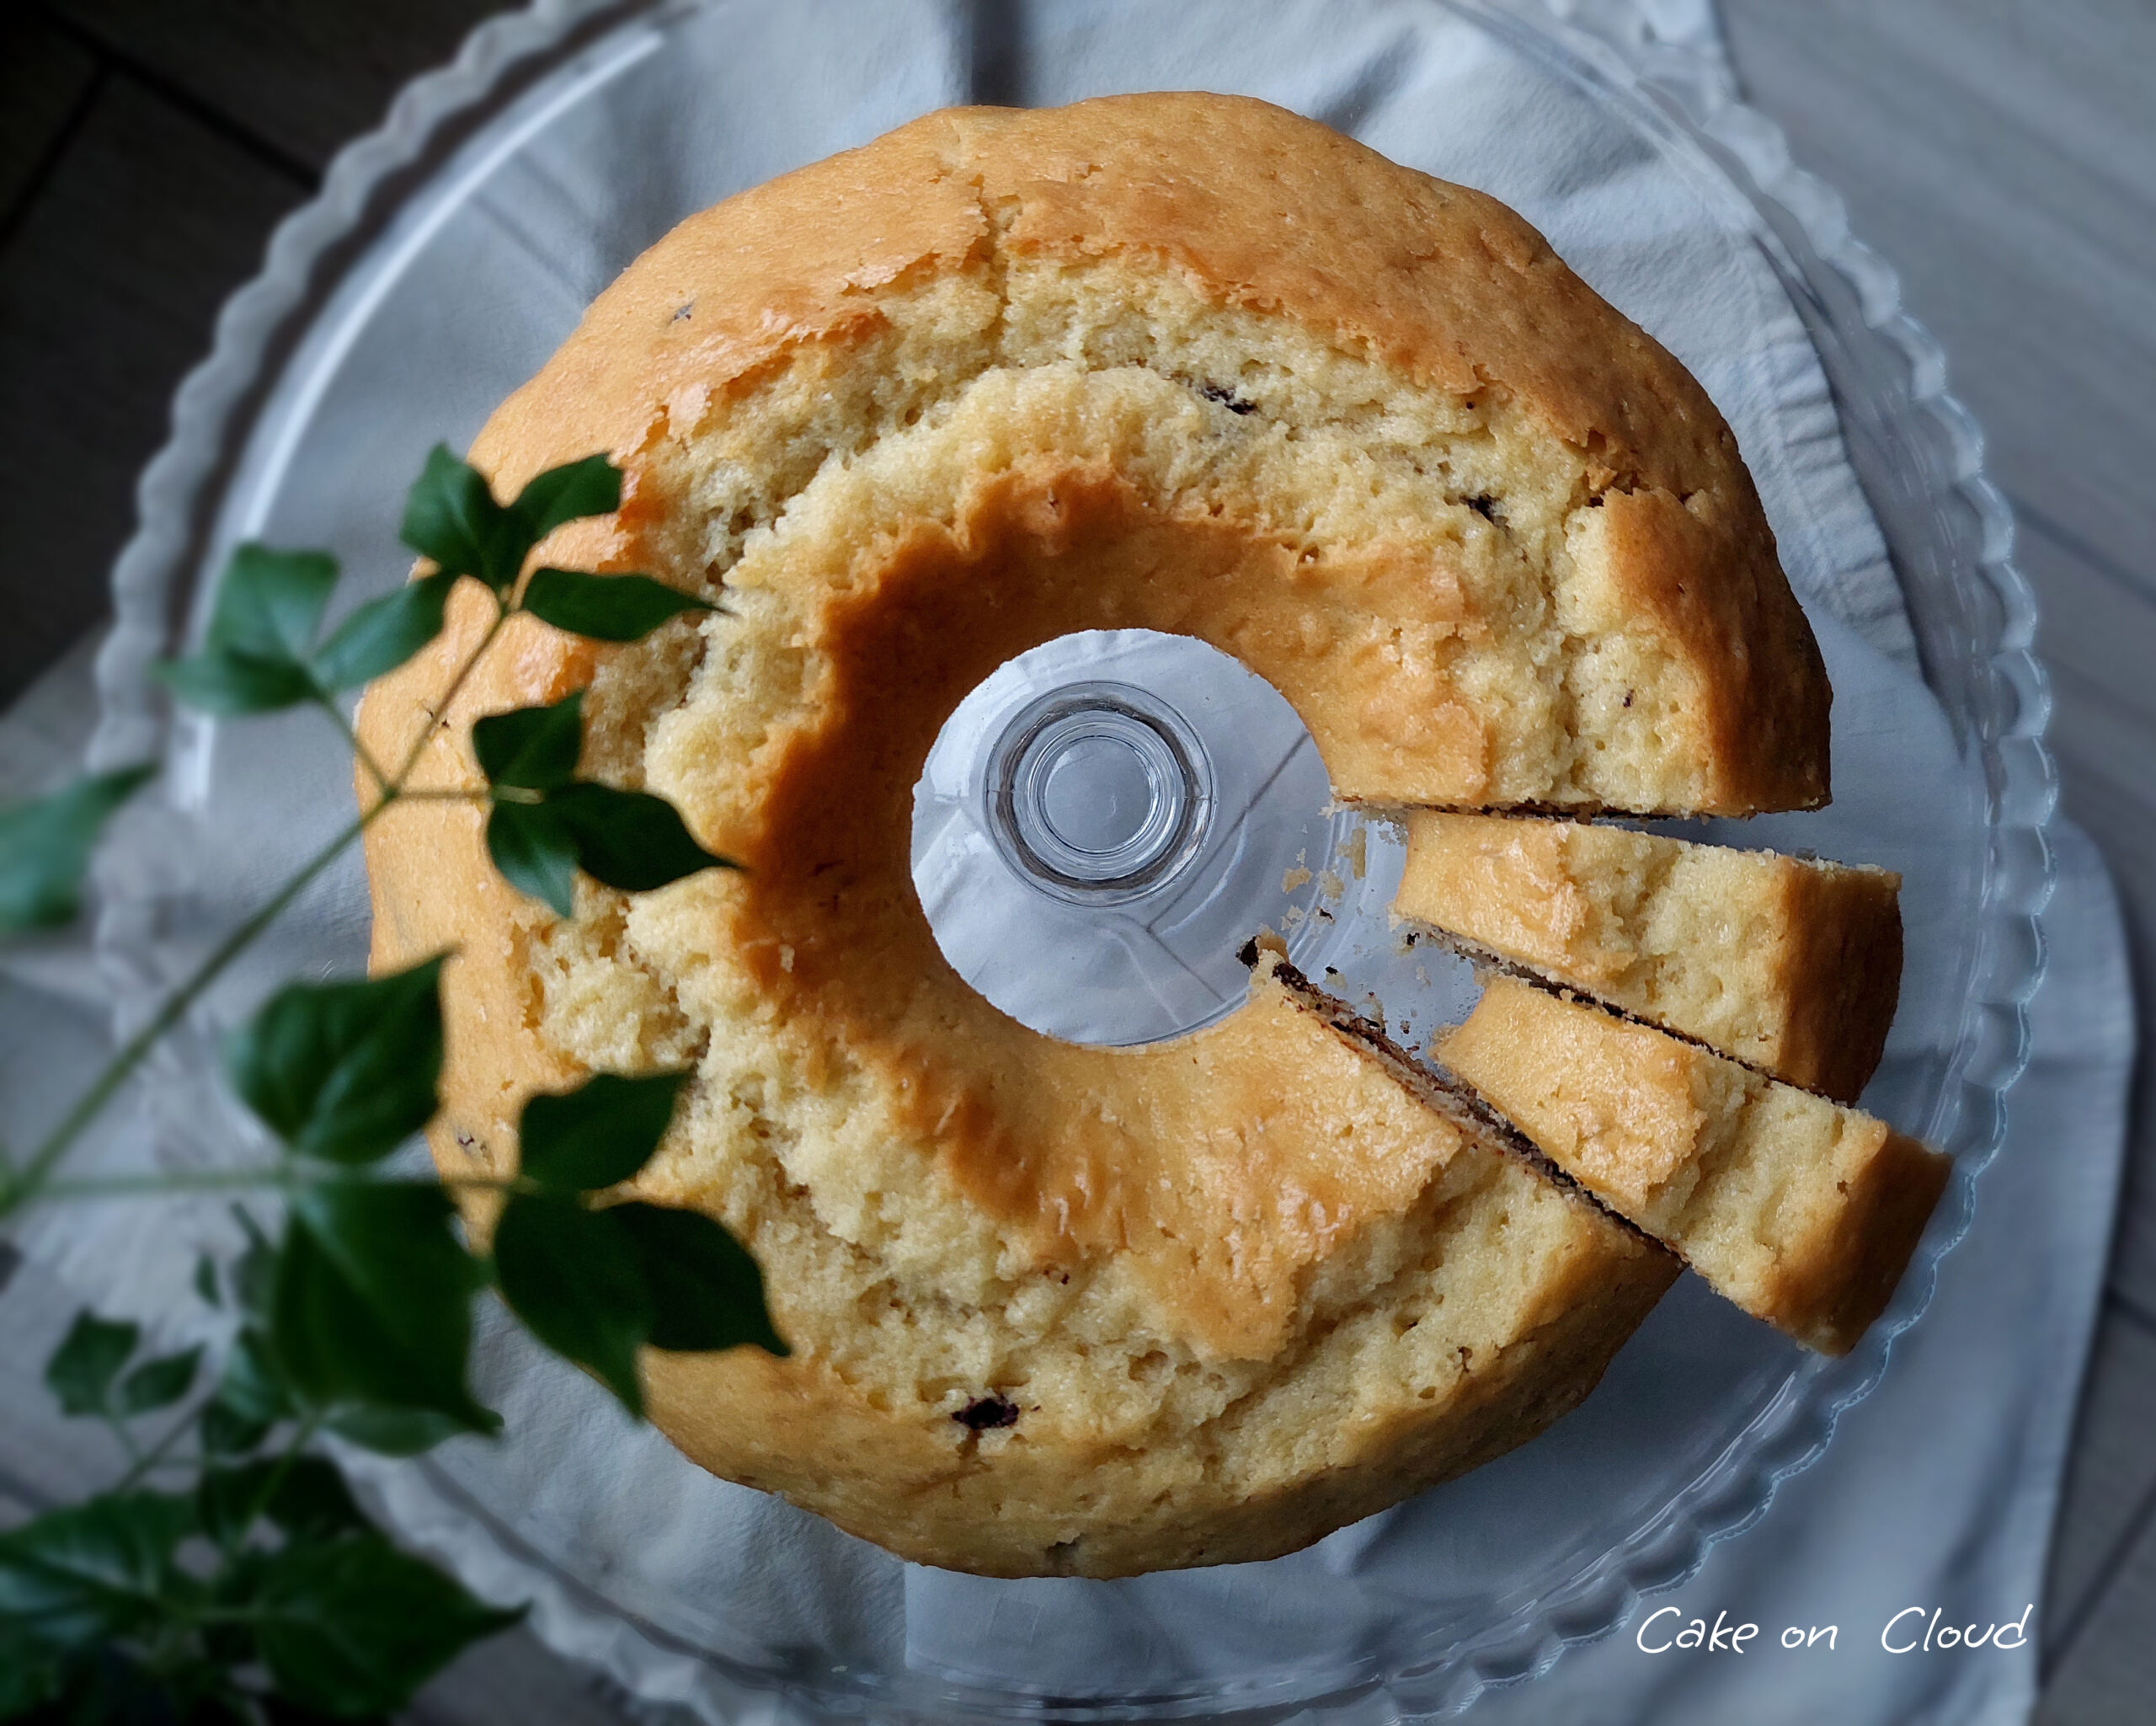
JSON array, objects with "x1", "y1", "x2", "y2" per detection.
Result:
[
  {"x1": 0, "y1": 2, "x2": 2150, "y2": 1720},
  {"x1": 1717, "y1": 5, "x2": 2156, "y2": 1718}
]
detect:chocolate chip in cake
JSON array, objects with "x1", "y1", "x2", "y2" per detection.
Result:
[{"x1": 954, "y1": 1395, "x2": 1021, "y2": 1431}]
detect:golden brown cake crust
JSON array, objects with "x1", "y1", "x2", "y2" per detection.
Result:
[
  {"x1": 638, "y1": 1154, "x2": 1677, "y2": 1578},
  {"x1": 445, "y1": 91, "x2": 1827, "y2": 815},
  {"x1": 349, "y1": 94, "x2": 1831, "y2": 1575},
  {"x1": 1769, "y1": 852, "x2": 1907, "y2": 1104},
  {"x1": 1395, "y1": 814, "x2": 1903, "y2": 1103}
]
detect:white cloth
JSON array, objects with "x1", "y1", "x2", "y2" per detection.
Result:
[
  {"x1": 1465, "y1": 820, "x2": 2129, "y2": 1725},
  {"x1": 0, "y1": 3, "x2": 2127, "y2": 1723}
]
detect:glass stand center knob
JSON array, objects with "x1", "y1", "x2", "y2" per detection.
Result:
[
  {"x1": 1040, "y1": 735, "x2": 1155, "y2": 855},
  {"x1": 989, "y1": 683, "x2": 1211, "y2": 903}
]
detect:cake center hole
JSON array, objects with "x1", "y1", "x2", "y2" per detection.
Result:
[{"x1": 910, "y1": 628, "x2": 1409, "y2": 1048}]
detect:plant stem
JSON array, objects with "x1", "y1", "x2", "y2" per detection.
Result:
[
  {"x1": 0, "y1": 815, "x2": 366, "y2": 1217},
  {"x1": 223, "y1": 1412, "x2": 323, "y2": 1556},
  {"x1": 39, "y1": 1167, "x2": 521, "y2": 1201},
  {"x1": 131, "y1": 1452, "x2": 207, "y2": 1475},
  {"x1": 1, "y1": 591, "x2": 519, "y2": 1220},
  {"x1": 317, "y1": 692, "x2": 392, "y2": 794},
  {"x1": 42, "y1": 1168, "x2": 298, "y2": 1200},
  {"x1": 392, "y1": 596, "x2": 507, "y2": 785},
  {"x1": 114, "y1": 1405, "x2": 199, "y2": 1492},
  {"x1": 103, "y1": 1412, "x2": 144, "y2": 1467}
]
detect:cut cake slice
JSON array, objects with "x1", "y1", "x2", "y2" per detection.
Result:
[
  {"x1": 1437, "y1": 976, "x2": 1948, "y2": 1356},
  {"x1": 1395, "y1": 813, "x2": 1903, "y2": 1104}
]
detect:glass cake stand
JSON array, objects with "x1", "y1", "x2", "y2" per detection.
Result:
[{"x1": 85, "y1": 1, "x2": 2054, "y2": 1718}]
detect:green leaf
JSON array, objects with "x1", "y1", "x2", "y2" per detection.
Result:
[
  {"x1": 0, "y1": 766, "x2": 154, "y2": 933},
  {"x1": 208, "y1": 545, "x2": 339, "y2": 662},
  {"x1": 483, "y1": 800, "x2": 579, "y2": 918},
  {"x1": 258, "y1": 1693, "x2": 366, "y2": 1726},
  {"x1": 198, "y1": 1457, "x2": 369, "y2": 1550},
  {"x1": 225, "y1": 957, "x2": 445, "y2": 1165},
  {"x1": 613, "y1": 1203, "x2": 789, "y2": 1356},
  {"x1": 521, "y1": 569, "x2": 713, "y2": 642},
  {"x1": 194, "y1": 1253, "x2": 222, "y2": 1309},
  {"x1": 248, "y1": 1536, "x2": 522, "y2": 1717},
  {"x1": 400, "y1": 445, "x2": 522, "y2": 595},
  {"x1": 548, "y1": 783, "x2": 734, "y2": 895},
  {"x1": 32, "y1": 1650, "x2": 191, "y2": 1726},
  {"x1": 115, "y1": 1345, "x2": 202, "y2": 1417},
  {"x1": 493, "y1": 1195, "x2": 650, "y2": 1416},
  {"x1": 519, "y1": 1071, "x2": 687, "y2": 1194},
  {"x1": 469, "y1": 687, "x2": 735, "y2": 912},
  {"x1": 470, "y1": 692, "x2": 731, "y2": 916},
  {"x1": 274, "y1": 1184, "x2": 496, "y2": 1441},
  {"x1": 509, "y1": 455, "x2": 622, "y2": 548},
  {"x1": 0, "y1": 1624, "x2": 62, "y2": 1714},
  {"x1": 471, "y1": 690, "x2": 583, "y2": 791},
  {"x1": 200, "y1": 1397, "x2": 274, "y2": 1461},
  {"x1": 196, "y1": 1462, "x2": 275, "y2": 1551},
  {"x1": 261, "y1": 1458, "x2": 370, "y2": 1542},
  {"x1": 205, "y1": 1328, "x2": 291, "y2": 1440},
  {"x1": 44, "y1": 1311, "x2": 138, "y2": 1418},
  {"x1": 232, "y1": 1208, "x2": 277, "y2": 1318},
  {"x1": 321, "y1": 1405, "x2": 470, "y2": 1459},
  {"x1": 312, "y1": 572, "x2": 456, "y2": 691},
  {"x1": 157, "y1": 544, "x2": 340, "y2": 715},
  {"x1": 0, "y1": 1492, "x2": 191, "y2": 1649},
  {"x1": 155, "y1": 649, "x2": 320, "y2": 715},
  {"x1": 201, "y1": 1548, "x2": 272, "y2": 1675},
  {"x1": 397, "y1": 448, "x2": 622, "y2": 607}
]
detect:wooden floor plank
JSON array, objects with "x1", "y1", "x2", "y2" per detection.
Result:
[
  {"x1": 0, "y1": 11, "x2": 99, "y2": 227},
  {"x1": 2043, "y1": 715, "x2": 2156, "y2": 1326},
  {"x1": 1721, "y1": 0, "x2": 2156, "y2": 596},
  {"x1": 2026, "y1": 523, "x2": 2156, "y2": 736},
  {"x1": 2042, "y1": 1302, "x2": 2156, "y2": 1661},
  {"x1": 0, "y1": 72, "x2": 303, "y2": 705},
  {"x1": 38, "y1": 0, "x2": 505, "y2": 174},
  {"x1": 1853, "y1": 0, "x2": 2156, "y2": 206},
  {"x1": 1721, "y1": 3, "x2": 2156, "y2": 1713},
  {"x1": 2020, "y1": 524, "x2": 2156, "y2": 1287},
  {"x1": 2041, "y1": 1493, "x2": 2156, "y2": 1724}
]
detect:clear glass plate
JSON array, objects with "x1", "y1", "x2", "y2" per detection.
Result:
[{"x1": 87, "y1": 1, "x2": 2054, "y2": 1718}]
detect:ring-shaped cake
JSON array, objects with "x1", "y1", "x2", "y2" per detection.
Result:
[{"x1": 359, "y1": 94, "x2": 1833, "y2": 1575}]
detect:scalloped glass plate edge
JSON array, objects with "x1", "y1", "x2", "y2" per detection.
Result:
[{"x1": 80, "y1": 1, "x2": 2059, "y2": 1720}]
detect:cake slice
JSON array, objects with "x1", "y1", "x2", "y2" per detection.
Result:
[
  {"x1": 1437, "y1": 977, "x2": 1948, "y2": 1355},
  {"x1": 1395, "y1": 813, "x2": 1903, "y2": 1104}
]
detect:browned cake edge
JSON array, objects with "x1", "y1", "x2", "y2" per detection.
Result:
[
  {"x1": 1768, "y1": 1128, "x2": 1951, "y2": 1355},
  {"x1": 1242, "y1": 938, "x2": 1671, "y2": 1257},
  {"x1": 1434, "y1": 977, "x2": 1951, "y2": 1357},
  {"x1": 1769, "y1": 860, "x2": 1906, "y2": 1106}
]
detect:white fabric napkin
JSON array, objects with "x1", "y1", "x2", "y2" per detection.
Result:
[{"x1": 0, "y1": 3, "x2": 2127, "y2": 1723}]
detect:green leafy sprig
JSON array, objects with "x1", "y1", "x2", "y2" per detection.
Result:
[
  {"x1": 0, "y1": 445, "x2": 727, "y2": 1216},
  {"x1": 475, "y1": 691, "x2": 728, "y2": 917},
  {"x1": 5, "y1": 1271, "x2": 526, "y2": 1719},
  {"x1": 0, "y1": 447, "x2": 777, "y2": 1722},
  {"x1": 0, "y1": 767, "x2": 157, "y2": 932}
]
